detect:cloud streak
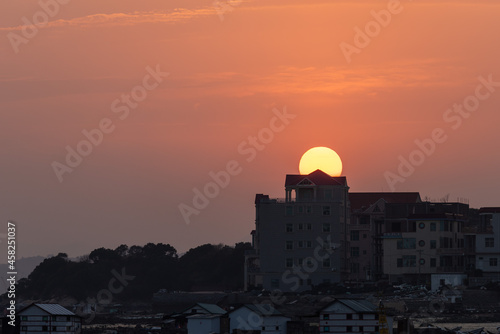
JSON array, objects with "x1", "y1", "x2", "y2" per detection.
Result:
[{"x1": 0, "y1": 7, "x2": 216, "y2": 32}]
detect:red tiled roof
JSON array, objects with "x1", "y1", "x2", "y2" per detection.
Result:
[
  {"x1": 285, "y1": 169, "x2": 347, "y2": 187},
  {"x1": 349, "y1": 192, "x2": 421, "y2": 211}
]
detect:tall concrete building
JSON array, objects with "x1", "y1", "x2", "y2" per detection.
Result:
[{"x1": 245, "y1": 169, "x2": 349, "y2": 292}]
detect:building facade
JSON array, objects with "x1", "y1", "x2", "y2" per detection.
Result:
[
  {"x1": 18, "y1": 304, "x2": 81, "y2": 334},
  {"x1": 474, "y1": 208, "x2": 500, "y2": 280},
  {"x1": 245, "y1": 170, "x2": 349, "y2": 292},
  {"x1": 319, "y1": 299, "x2": 392, "y2": 334},
  {"x1": 348, "y1": 193, "x2": 421, "y2": 282},
  {"x1": 382, "y1": 202, "x2": 468, "y2": 284}
]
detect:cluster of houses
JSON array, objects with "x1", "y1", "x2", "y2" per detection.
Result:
[
  {"x1": 172, "y1": 299, "x2": 391, "y2": 334},
  {"x1": 2, "y1": 299, "x2": 392, "y2": 334}
]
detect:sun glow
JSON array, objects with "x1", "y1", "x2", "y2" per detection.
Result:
[{"x1": 299, "y1": 147, "x2": 343, "y2": 176}]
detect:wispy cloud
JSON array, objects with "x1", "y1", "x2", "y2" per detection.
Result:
[
  {"x1": 182, "y1": 59, "x2": 473, "y2": 97},
  {"x1": 0, "y1": 7, "x2": 216, "y2": 32}
]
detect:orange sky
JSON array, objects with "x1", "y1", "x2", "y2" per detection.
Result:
[{"x1": 1, "y1": 0, "x2": 500, "y2": 259}]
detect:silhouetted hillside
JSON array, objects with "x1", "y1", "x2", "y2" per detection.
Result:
[{"x1": 5, "y1": 242, "x2": 251, "y2": 302}]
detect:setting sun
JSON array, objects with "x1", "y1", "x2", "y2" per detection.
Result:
[{"x1": 299, "y1": 147, "x2": 343, "y2": 176}]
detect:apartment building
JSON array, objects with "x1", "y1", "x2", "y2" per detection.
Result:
[
  {"x1": 245, "y1": 169, "x2": 349, "y2": 292},
  {"x1": 382, "y1": 202, "x2": 468, "y2": 284}
]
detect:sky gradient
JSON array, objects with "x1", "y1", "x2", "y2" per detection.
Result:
[{"x1": 1, "y1": 0, "x2": 500, "y2": 260}]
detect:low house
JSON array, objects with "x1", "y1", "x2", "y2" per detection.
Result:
[
  {"x1": 184, "y1": 303, "x2": 227, "y2": 334},
  {"x1": 229, "y1": 304, "x2": 290, "y2": 334},
  {"x1": 319, "y1": 299, "x2": 393, "y2": 334},
  {"x1": 18, "y1": 303, "x2": 82, "y2": 334}
]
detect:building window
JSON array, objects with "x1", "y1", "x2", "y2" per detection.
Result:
[
  {"x1": 271, "y1": 279, "x2": 279, "y2": 288},
  {"x1": 350, "y1": 247, "x2": 359, "y2": 257},
  {"x1": 323, "y1": 223, "x2": 331, "y2": 232},
  {"x1": 323, "y1": 258, "x2": 331, "y2": 268},
  {"x1": 286, "y1": 206, "x2": 293, "y2": 216},
  {"x1": 430, "y1": 222, "x2": 436, "y2": 231},
  {"x1": 307, "y1": 279, "x2": 312, "y2": 285},
  {"x1": 419, "y1": 258, "x2": 425, "y2": 265},
  {"x1": 324, "y1": 189, "x2": 333, "y2": 199},
  {"x1": 397, "y1": 255, "x2": 417, "y2": 267},
  {"x1": 409, "y1": 221, "x2": 416, "y2": 232},
  {"x1": 298, "y1": 258, "x2": 304, "y2": 265},
  {"x1": 298, "y1": 241, "x2": 304, "y2": 248},
  {"x1": 419, "y1": 222, "x2": 425, "y2": 229},
  {"x1": 346, "y1": 314, "x2": 352, "y2": 320},
  {"x1": 286, "y1": 241, "x2": 293, "y2": 250},
  {"x1": 21, "y1": 316, "x2": 27, "y2": 321},
  {"x1": 323, "y1": 314, "x2": 329, "y2": 320},
  {"x1": 490, "y1": 258, "x2": 498, "y2": 266},
  {"x1": 351, "y1": 230, "x2": 359, "y2": 241},
  {"x1": 419, "y1": 240, "x2": 425, "y2": 247},
  {"x1": 286, "y1": 258, "x2": 293, "y2": 268},
  {"x1": 298, "y1": 223, "x2": 304, "y2": 230},
  {"x1": 324, "y1": 326, "x2": 330, "y2": 332},
  {"x1": 306, "y1": 241, "x2": 312, "y2": 248},
  {"x1": 360, "y1": 326, "x2": 364, "y2": 332},
  {"x1": 42, "y1": 316, "x2": 48, "y2": 322},
  {"x1": 323, "y1": 206, "x2": 331, "y2": 215},
  {"x1": 66, "y1": 316, "x2": 71, "y2": 321},
  {"x1": 42, "y1": 326, "x2": 48, "y2": 332},
  {"x1": 21, "y1": 327, "x2": 27, "y2": 331},
  {"x1": 485, "y1": 238, "x2": 494, "y2": 248},
  {"x1": 430, "y1": 258, "x2": 437, "y2": 267},
  {"x1": 306, "y1": 206, "x2": 312, "y2": 214},
  {"x1": 430, "y1": 240, "x2": 436, "y2": 249},
  {"x1": 52, "y1": 326, "x2": 57, "y2": 331},
  {"x1": 67, "y1": 327, "x2": 72, "y2": 331},
  {"x1": 397, "y1": 238, "x2": 416, "y2": 249},
  {"x1": 347, "y1": 326, "x2": 353, "y2": 332},
  {"x1": 306, "y1": 223, "x2": 312, "y2": 230},
  {"x1": 286, "y1": 224, "x2": 293, "y2": 233}
]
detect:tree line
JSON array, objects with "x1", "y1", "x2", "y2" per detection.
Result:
[{"x1": 12, "y1": 242, "x2": 252, "y2": 302}]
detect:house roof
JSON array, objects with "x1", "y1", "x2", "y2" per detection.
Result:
[
  {"x1": 349, "y1": 192, "x2": 421, "y2": 211},
  {"x1": 20, "y1": 303, "x2": 76, "y2": 316},
  {"x1": 285, "y1": 170, "x2": 347, "y2": 187},
  {"x1": 322, "y1": 299, "x2": 378, "y2": 313},
  {"x1": 184, "y1": 303, "x2": 226, "y2": 315}
]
